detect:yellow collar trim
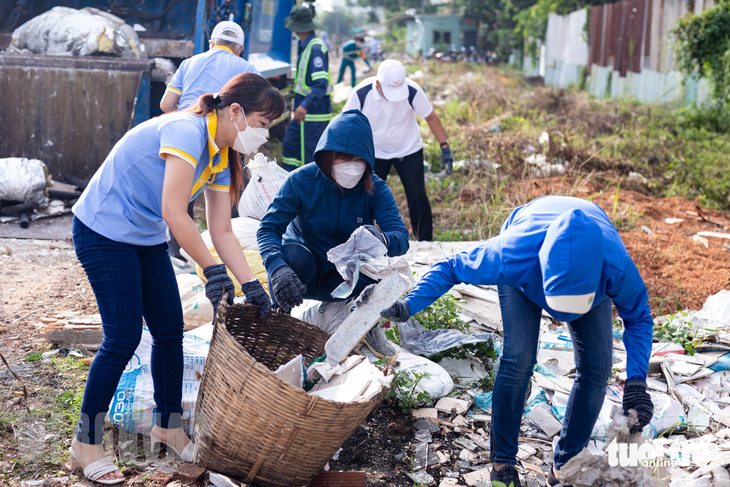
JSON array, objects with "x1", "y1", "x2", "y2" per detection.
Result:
[
  {"x1": 205, "y1": 111, "x2": 228, "y2": 174},
  {"x1": 213, "y1": 45, "x2": 235, "y2": 54}
]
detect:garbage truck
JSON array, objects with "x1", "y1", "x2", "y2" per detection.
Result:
[{"x1": 0, "y1": 0, "x2": 295, "y2": 180}]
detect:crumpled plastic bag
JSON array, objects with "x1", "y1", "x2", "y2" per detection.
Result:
[
  {"x1": 0, "y1": 158, "x2": 49, "y2": 209},
  {"x1": 397, "y1": 318, "x2": 497, "y2": 357},
  {"x1": 12, "y1": 7, "x2": 142, "y2": 58},
  {"x1": 326, "y1": 226, "x2": 410, "y2": 299}
]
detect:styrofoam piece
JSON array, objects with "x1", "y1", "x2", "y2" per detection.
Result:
[
  {"x1": 308, "y1": 359, "x2": 387, "y2": 402},
  {"x1": 273, "y1": 354, "x2": 304, "y2": 389},
  {"x1": 325, "y1": 268, "x2": 413, "y2": 365}
]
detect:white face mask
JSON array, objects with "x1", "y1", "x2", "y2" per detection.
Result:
[
  {"x1": 332, "y1": 161, "x2": 367, "y2": 189},
  {"x1": 232, "y1": 109, "x2": 268, "y2": 155}
]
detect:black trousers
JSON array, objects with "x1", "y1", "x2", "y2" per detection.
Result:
[{"x1": 374, "y1": 148, "x2": 432, "y2": 241}]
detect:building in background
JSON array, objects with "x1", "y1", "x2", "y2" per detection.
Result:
[{"x1": 404, "y1": 15, "x2": 478, "y2": 55}]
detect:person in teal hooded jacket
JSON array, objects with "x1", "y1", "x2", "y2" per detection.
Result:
[
  {"x1": 372, "y1": 196, "x2": 655, "y2": 487},
  {"x1": 257, "y1": 109, "x2": 409, "y2": 356}
]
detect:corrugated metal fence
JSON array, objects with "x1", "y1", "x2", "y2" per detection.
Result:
[{"x1": 541, "y1": 0, "x2": 712, "y2": 104}]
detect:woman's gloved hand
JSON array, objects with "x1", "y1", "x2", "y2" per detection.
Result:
[
  {"x1": 270, "y1": 265, "x2": 306, "y2": 313},
  {"x1": 363, "y1": 225, "x2": 386, "y2": 246},
  {"x1": 623, "y1": 379, "x2": 654, "y2": 433},
  {"x1": 203, "y1": 264, "x2": 235, "y2": 319},
  {"x1": 380, "y1": 300, "x2": 410, "y2": 322},
  {"x1": 240, "y1": 279, "x2": 271, "y2": 319}
]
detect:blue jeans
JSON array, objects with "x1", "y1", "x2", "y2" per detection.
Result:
[
  {"x1": 268, "y1": 242, "x2": 376, "y2": 309},
  {"x1": 490, "y1": 285, "x2": 613, "y2": 468},
  {"x1": 72, "y1": 217, "x2": 184, "y2": 444}
]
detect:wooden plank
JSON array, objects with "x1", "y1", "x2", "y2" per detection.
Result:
[
  {"x1": 47, "y1": 328, "x2": 103, "y2": 349},
  {"x1": 309, "y1": 471, "x2": 366, "y2": 487}
]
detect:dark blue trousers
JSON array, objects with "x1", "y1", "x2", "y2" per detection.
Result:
[
  {"x1": 490, "y1": 285, "x2": 613, "y2": 468},
  {"x1": 72, "y1": 217, "x2": 184, "y2": 444},
  {"x1": 282, "y1": 119, "x2": 329, "y2": 171}
]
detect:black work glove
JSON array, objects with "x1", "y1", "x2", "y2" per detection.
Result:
[
  {"x1": 623, "y1": 379, "x2": 654, "y2": 433},
  {"x1": 363, "y1": 225, "x2": 386, "y2": 246},
  {"x1": 380, "y1": 300, "x2": 410, "y2": 322},
  {"x1": 355, "y1": 283, "x2": 377, "y2": 307},
  {"x1": 270, "y1": 265, "x2": 306, "y2": 313},
  {"x1": 441, "y1": 146, "x2": 454, "y2": 176},
  {"x1": 240, "y1": 280, "x2": 271, "y2": 320},
  {"x1": 203, "y1": 264, "x2": 235, "y2": 319}
]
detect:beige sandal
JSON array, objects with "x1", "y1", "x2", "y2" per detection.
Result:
[
  {"x1": 68, "y1": 446, "x2": 124, "y2": 485},
  {"x1": 150, "y1": 432, "x2": 196, "y2": 463}
]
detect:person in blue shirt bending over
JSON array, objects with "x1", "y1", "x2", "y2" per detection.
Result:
[
  {"x1": 372, "y1": 196, "x2": 655, "y2": 487},
  {"x1": 69, "y1": 73, "x2": 283, "y2": 485},
  {"x1": 257, "y1": 110, "x2": 409, "y2": 358}
]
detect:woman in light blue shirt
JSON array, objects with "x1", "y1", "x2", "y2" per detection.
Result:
[{"x1": 69, "y1": 73, "x2": 284, "y2": 484}]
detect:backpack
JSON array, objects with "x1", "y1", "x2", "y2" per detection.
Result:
[{"x1": 356, "y1": 82, "x2": 417, "y2": 110}]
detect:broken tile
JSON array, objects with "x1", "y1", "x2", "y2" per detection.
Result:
[
  {"x1": 517, "y1": 444, "x2": 537, "y2": 460},
  {"x1": 413, "y1": 442, "x2": 429, "y2": 470},
  {"x1": 406, "y1": 471, "x2": 435, "y2": 485},
  {"x1": 172, "y1": 463, "x2": 206, "y2": 483},
  {"x1": 412, "y1": 407, "x2": 438, "y2": 421},
  {"x1": 458, "y1": 449, "x2": 477, "y2": 462},
  {"x1": 310, "y1": 471, "x2": 366, "y2": 487},
  {"x1": 454, "y1": 437, "x2": 478, "y2": 451},
  {"x1": 456, "y1": 460, "x2": 471, "y2": 470},
  {"x1": 436, "y1": 450, "x2": 451, "y2": 464},
  {"x1": 452, "y1": 414, "x2": 467, "y2": 426},
  {"x1": 462, "y1": 467, "x2": 492, "y2": 486},
  {"x1": 414, "y1": 418, "x2": 440, "y2": 433},
  {"x1": 209, "y1": 472, "x2": 240, "y2": 487},
  {"x1": 526, "y1": 403, "x2": 563, "y2": 437},
  {"x1": 435, "y1": 397, "x2": 469, "y2": 415},
  {"x1": 428, "y1": 450, "x2": 440, "y2": 466},
  {"x1": 438, "y1": 479, "x2": 459, "y2": 487},
  {"x1": 415, "y1": 429, "x2": 433, "y2": 443}
]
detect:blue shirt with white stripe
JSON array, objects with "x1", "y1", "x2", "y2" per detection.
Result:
[
  {"x1": 168, "y1": 46, "x2": 260, "y2": 110},
  {"x1": 73, "y1": 111, "x2": 232, "y2": 245}
]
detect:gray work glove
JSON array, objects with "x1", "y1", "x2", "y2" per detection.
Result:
[
  {"x1": 240, "y1": 280, "x2": 271, "y2": 320},
  {"x1": 270, "y1": 265, "x2": 306, "y2": 313},
  {"x1": 623, "y1": 379, "x2": 654, "y2": 433},
  {"x1": 203, "y1": 264, "x2": 235, "y2": 319},
  {"x1": 363, "y1": 225, "x2": 386, "y2": 246},
  {"x1": 380, "y1": 300, "x2": 410, "y2": 322},
  {"x1": 441, "y1": 146, "x2": 454, "y2": 176},
  {"x1": 355, "y1": 283, "x2": 377, "y2": 307}
]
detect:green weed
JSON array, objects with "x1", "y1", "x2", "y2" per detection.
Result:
[{"x1": 384, "y1": 371, "x2": 432, "y2": 414}]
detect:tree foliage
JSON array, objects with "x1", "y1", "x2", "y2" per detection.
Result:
[{"x1": 674, "y1": 0, "x2": 730, "y2": 109}]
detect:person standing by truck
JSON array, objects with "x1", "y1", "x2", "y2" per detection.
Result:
[
  {"x1": 342, "y1": 59, "x2": 453, "y2": 241},
  {"x1": 337, "y1": 35, "x2": 370, "y2": 88},
  {"x1": 160, "y1": 21, "x2": 259, "y2": 112},
  {"x1": 68, "y1": 74, "x2": 282, "y2": 484},
  {"x1": 281, "y1": 4, "x2": 332, "y2": 171}
]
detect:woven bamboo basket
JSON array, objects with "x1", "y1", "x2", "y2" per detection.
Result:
[{"x1": 193, "y1": 300, "x2": 387, "y2": 486}]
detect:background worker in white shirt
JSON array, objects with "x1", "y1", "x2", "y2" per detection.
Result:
[
  {"x1": 160, "y1": 21, "x2": 260, "y2": 113},
  {"x1": 342, "y1": 60, "x2": 453, "y2": 241}
]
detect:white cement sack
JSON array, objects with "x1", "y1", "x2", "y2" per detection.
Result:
[
  {"x1": 12, "y1": 7, "x2": 142, "y2": 58},
  {"x1": 361, "y1": 344, "x2": 454, "y2": 399},
  {"x1": 293, "y1": 299, "x2": 354, "y2": 335},
  {"x1": 179, "y1": 216, "x2": 261, "y2": 262},
  {"x1": 0, "y1": 158, "x2": 49, "y2": 209},
  {"x1": 177, "y1": 273, "x2": 213, "y2": 331},
  {"x1": 238, "y1": 153, "x2": 289, "y2": 220},
  {"x1": 108, "y1": 324, "x2": 211, "y2": 436}
]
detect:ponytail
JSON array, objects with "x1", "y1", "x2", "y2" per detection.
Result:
[{"x1": 186, "y1": 73, "x2": 285, "y2": 207}]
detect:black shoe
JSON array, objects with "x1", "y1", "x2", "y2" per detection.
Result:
[
  {"x1": 547, "y1": 466, "x2": 572, "y2": 487},
  {"x1": 490, "y1": 464, "x2": 522, "y2": 487}
]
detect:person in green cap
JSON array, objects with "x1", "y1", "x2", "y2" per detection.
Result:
[
  {"x1": 338, "y1": 35, "x2": 371, "y2": 88},
  {"x1": 282, "y1": 4, "x2": 333, "y2": 172}
]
